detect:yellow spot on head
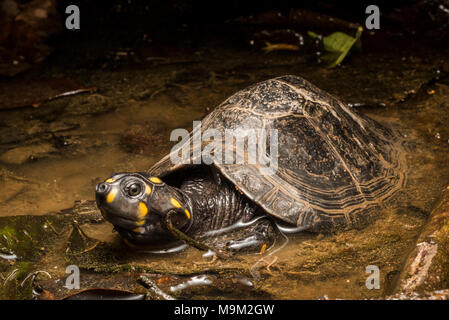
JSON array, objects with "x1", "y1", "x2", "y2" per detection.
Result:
[
  {"x1": 105, "y1": 178, "x2": 115, "y2": 183},
  {"x1": 149, "y1": 177, "x2": 162, "y2": 184},
  {"x1": 170, "y1": 198, "x2": 182, "y2": 208},
  {"x1": 184, "y1": 209, "x2": 191, "y2": 219},
  {"x1": 145, "y1": 185, "x2": 152, "y2": 195},
  {"x1": 136, "y1": 220, "x2": 146, "y2": 226},
  {"x1": 138, "y1": 202, "x2": 148, "y2": 219},
  {"x1": 106, "y1": 189, "x2": 117, "y2": 203},
  {"x1": 133, "y1": 227, "x2": 145, "y2": 233},
  {"x1": 260, "y1": 243, "x2": 267, "y2": 254}
]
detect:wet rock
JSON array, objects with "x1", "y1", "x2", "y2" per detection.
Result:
[
  {"x1": 389, "y1": 289, "x2": 449, "y2": 300},
  {"x1": 0, "y1": 142, "x2": 57, "y2": 164},
  {"x1": 396, "y1": 185, "x2": 449, "y2": 294},
  {"x1": 401, "y1": 241, "x2": 438, "y2": 292}
]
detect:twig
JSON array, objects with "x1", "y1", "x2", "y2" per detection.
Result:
[{"x1": 138, "y1": 275, "x2": 175, "y2": 300}]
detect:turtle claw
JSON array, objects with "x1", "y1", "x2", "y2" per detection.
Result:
[{"x1": 223, "y1": 219, "x2": 275, "y2": 254}]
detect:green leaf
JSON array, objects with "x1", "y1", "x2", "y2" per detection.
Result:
[{"x1": 309, "y1": 27, "x2": 363, "y2": 68}]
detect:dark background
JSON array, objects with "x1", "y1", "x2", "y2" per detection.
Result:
[{"x1": 2, "y1": 0, "x2": 449, "y2": 75}]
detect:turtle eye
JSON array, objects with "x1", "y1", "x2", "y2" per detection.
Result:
[{"x1": 128, "y1": 183, "x2": 142, "y2": 196}]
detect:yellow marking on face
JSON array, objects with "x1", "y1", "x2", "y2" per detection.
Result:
[
  {"x1": 133, "y1": 227, "x2": 145, "y2": 233},
  {"x1": 170, "y1": 198, "x2": 182, "y2": 208},
  {"x1": 136, "y1": 220, "x2": 146, "y2": 226},
  {"x1": 138, "y1": 202, "x2": 148, "y2": 219},
  {"x1": 184, "y1": 209, "x2": 191, "y2": 219},
  {"x1": 145, "y1": 185, "x2": 152, "y2": 195},
  {"x1": 105, "y1": 178, "x2": 115, "y2": 183},
  {"x1": 260, "y1": 243, "x2": 267, "y2": 254},
  {"x1": 149, "y1": 177, "x2": 162, "y2": 184},
  {"x1": 106, "y1": 189, "x2": 117, "y2": 203}
]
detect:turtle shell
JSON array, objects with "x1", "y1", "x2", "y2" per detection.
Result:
[{"x1": 149, "y1": 75, "x2": 407, "y2": 231}]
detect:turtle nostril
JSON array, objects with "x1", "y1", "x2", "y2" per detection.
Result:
[{"x1": 96, "y1": 183, "x2": 110, "y2": 194}]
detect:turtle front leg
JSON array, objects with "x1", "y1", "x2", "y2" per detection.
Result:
[
  {"x1": 165, "y1": 213, "x2": 276, "y2": 258},
  {"x1": 223, "y1": 218, "x2": 276, "y2": 254}
]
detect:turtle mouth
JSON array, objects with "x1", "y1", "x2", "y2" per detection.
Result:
[
  {"x1": 95, "y1": 192, "x2": 149, "y2": 230},
  {"x1": 114, "y1": 224, "x2": 186, "y2": 250},
  {"x1": 99, "y1": 208, "x2": 149, "y2": 230}
]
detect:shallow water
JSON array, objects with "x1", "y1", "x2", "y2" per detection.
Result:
[{"x1": 0, "y1": 29, "x2": 449, "y2": 299}]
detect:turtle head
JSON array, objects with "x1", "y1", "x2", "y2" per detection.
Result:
[{"x1": 95, "y1": 173, "x2": 192, "y2": 249}]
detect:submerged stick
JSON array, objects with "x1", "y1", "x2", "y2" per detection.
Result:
[
  {"x1": 32, "y1": 87, "x2": 98, "y2": 108},
  {"x1": 138, "y1": 276, "x2": 175, "y2": 300}
]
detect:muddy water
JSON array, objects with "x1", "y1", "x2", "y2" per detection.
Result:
[{"x1": 1, "y1": 40, "x2": 449, "y2": 299}]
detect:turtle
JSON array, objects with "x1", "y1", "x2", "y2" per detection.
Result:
[{"x1": 95, "y1": 75, "x2": 407, "y2": 253}]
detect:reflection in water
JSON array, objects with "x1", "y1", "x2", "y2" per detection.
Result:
[
  {"x1": 202, "y1": 216, "x2": 266, "y2": 237},
  {"x1": 202, "y1": 249, "x2": 216, "y2": 258},
  {"x1": 144, "y1": 243, "x2": 189, "y2": 254},
  {"x1": 275, "y1": 224, "x2": 308, "y2": 234},
  {"x1": 170, "y1": 275, "x2": 213, "y2": 292},
  {"x1": 0, "y1": 253, "x2": 17, "y2": 260}
]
